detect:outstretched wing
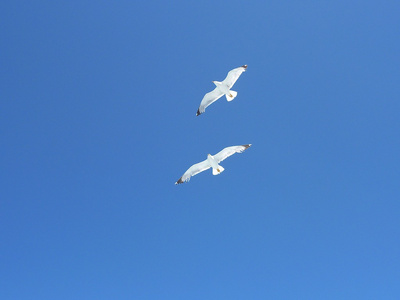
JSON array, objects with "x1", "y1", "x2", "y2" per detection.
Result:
[
  {"x1": 175, "y1": 160, "x2": 211, "y2": 184},
  {"x1": 221, "y1": 65, "x2": 247, "y2": 89},
  {"x1": 196, "y1": 87, "x2": 224, "y2": 116},
  {"x1": 213, "y1": 144, "x2": 252, "y2": 164}
]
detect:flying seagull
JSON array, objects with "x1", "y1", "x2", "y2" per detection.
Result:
[
  {"x1": 175, "y1": 144, "x2": 252, "y2": 184},
  {"x1": 196, "y1": 65, "x2": 248, "y2": 116}
]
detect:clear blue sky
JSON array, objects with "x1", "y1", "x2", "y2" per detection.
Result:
[{"x1": 1, "y1": 1, "x2": 400, "y2": 299}]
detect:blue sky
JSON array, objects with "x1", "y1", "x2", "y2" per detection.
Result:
[{"x1": 1, "y1": 1, "x2": 400, "y2": 299}]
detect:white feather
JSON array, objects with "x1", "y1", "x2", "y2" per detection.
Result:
[
  {"x1": 175, "y1": 144, "x2": 251, "y2": 184},
  {"x1": 196, "y1": 65, "x2": 247, "y2": 115},
  {"x1": 213, "y1": 144, "x2": 252, "y2": 164}
]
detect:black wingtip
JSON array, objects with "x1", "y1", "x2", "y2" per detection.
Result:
[
  {"x1": 175, "y1": 177, "x2": 184, "y2": 185},
  {"x1": 243, "y1": 144, "x2": 251, "y2": 150},
  {"x1": 242, "y1": 65, "x2": 248, "y2": 69},
  {"x1": 196, "y1": 108, "x2": 202, "y2": 116}
]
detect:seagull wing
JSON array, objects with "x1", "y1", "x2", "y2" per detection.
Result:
[
  {"x1": 213, "y1": 144, "x2": 252, "y2": 164},
  {"x1": 175, "y1": 159, "x2": 211, "y2": 184},
  {"x1": 196, "y1": 87, "x2": 224, "y2": 116},
  {"x1": 221, "y1": 65, "x2": 247, "y2": 89}
]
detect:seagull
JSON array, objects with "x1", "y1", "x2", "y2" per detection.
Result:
[
  {"x1": 175, "y1": 144, "x2": 252, "y2": 184},
  {"x1": 196, "y1": 65, "x2": 248, "y2": 116}
]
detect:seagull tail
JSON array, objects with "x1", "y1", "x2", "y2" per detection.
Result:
[
  {"x1": 226, "y1": 90, "x2": 237, "y2": 102},
  {"x1": 212, "y1": 166, "x2": 225, "y2": 175}
]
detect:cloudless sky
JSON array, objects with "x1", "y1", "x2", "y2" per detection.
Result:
[{"x1": 1, "y1": 1, "x2": 400, "y2": 299}]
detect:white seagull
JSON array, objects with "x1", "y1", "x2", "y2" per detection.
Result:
[
  {"x1": 175, "y1": 144, "x2": 252, "y2": 184},
  {"x1": 196, "y1": 65, "x2": 248, "y2": 116}
]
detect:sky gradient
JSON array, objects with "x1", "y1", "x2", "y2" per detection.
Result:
[{"x1": 1, "y1": 1, "x2": 400, "y2": 299}]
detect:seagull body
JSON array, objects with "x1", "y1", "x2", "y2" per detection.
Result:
[
  {"x1": 196, "y1": 65, "x2": 247, "y2": 116},
  {"x1": 175, "y1": 144, "x2": 252, "y2": 184}
]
